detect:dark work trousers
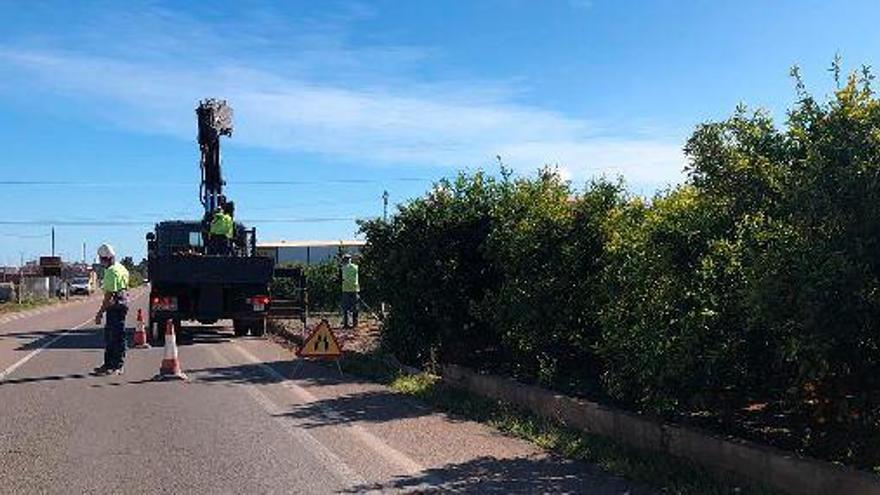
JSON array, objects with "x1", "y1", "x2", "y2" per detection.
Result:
[
  {"x1": 207, "y1": 235, "x2": 231, "y2": 255},
  {"x1": 341, "y1": 292, "x2": 359, "y2": 328},
  {"x1": 103, "y1": 305, "x2": 128, "y2": 369}
]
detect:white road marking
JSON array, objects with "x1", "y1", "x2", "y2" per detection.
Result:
[
  {"x1": 0, "y1": 288, "x2": 147, "y2": 381},
  {"x1": 229, "y1": 343, "x2": 433, "y2": 480},
  {"x1": 206, "y1": 347, "x2": 369, "y2": 490},
  {"x1": 0, "y1": 317, "x2": 91, "y2": 381}
]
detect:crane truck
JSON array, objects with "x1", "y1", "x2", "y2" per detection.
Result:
[{"x1": 145, "y1": 99, "x2": 306, "y2": 344}]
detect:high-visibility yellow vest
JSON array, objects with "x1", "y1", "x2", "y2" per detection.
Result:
[
  {"x1": 102, "y1": 262, "x2": 130, "y2": 292},
  {"x1": 209, "y1": 211, "x2": 234, "y2": 239},
  {"x1": 342, "y1": 263, "x2": 359, "y2": 293}
]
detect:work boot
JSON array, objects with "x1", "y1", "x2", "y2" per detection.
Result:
[{"x1": 93, "y1": 366, "x2": 111, "y2": 376}]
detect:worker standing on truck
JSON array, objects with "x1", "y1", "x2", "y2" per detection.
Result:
[
  {"x1": 223, "y1": 201, "x2": 236, "y2": 253},
  {"x1": 93, "y1": 244, "x2": 130, "y2": 376},
  {"x1": 340, "y1": 253, "x2": 360, "y2": 329},
  {"x1": 208, "y1": 204, "x2": 233, "y2": 255}
]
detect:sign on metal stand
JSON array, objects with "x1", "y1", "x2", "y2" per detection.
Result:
[
  {"x1": 39, "y1": 256, "x2": 62, "y2": 277},
  {"x1": 294, "y1": 319, "x2": 343, "y2": 376}
]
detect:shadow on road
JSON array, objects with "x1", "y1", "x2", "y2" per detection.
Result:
[
  {"x1": 180, "y1": 334, "x2": 232, "y2": 346},
  {"x1": 175, "y1": 326, "x2": 233, "y2": 346},
  {"x1": 12, "y1": 325, "x2": 237, "y2": 351},
  {"x1": 0, "y1": 329, "x2": 67, "y2": 340},
  {"x1": 0, "y1": 372, "x2": 91, "y2": 387},
  {"x1": 187, "y1": 358, "x2": 437, "y2": 426},
  {"x1": 188, "y1": 358, "x2": 381, "y2": 388},
  {"x1": 274, "y1": 389, "x2": 431, "y2": 428},
  {"x1": 339, "y1": 455, "x2": 645, "y2": 494},
  {"x1": 188, "y1": 362, "x2": 282, "y2": 385},
  {"x1": 15, "y1": 329, "x2": 105, "y2": 351}
]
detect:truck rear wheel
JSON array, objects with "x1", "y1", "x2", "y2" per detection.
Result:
[
  {"x1": 250, "y1": 318, "x2": 266, "y2": 337},
  {"x1": 233, "y1": 319, "x2": 249, "y2": 337},
  {"x1": 153, "y1": 318, "x2": 183, "y2": 345},
  {"x1": 153, "y1": 319, "x2": 167, "y2": 346}
]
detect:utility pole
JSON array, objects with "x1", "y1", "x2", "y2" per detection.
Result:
[
  {"x1": 51, "y1": 227, "x2": 55, "y2": 257},
  {"x1": 82, "y1": 242, "x2": 86, "y2": 264},
  {"x1": 17, "y1": 252, "x2": 23, "y2": 304},
  {"x1": 380, "y1": 190, "x2": 390, "y2": 319}
]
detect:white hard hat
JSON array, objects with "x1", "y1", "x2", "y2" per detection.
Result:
[{"x1": 97, "y1": 243, "x2": 116, "y2": 259}]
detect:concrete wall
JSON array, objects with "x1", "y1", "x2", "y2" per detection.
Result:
[
  {"x1": 441, "y1": 364, "x2": 880, "y2": 495},
  {"x1": 20, "y1": 277, "x2": 50, "y2": 299}
]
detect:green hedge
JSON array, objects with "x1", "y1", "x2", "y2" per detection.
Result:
[
  {"x1": 358, "y1": 69, "x2": 880, "y2": 469},
  {"x1": 271, "y1": 258, "x2": 353, "y2": 312}
]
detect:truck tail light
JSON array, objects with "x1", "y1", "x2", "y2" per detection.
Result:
[
  {"x1": 247, "y1": 295, "x2": 270, "y2": 311},
  {"x1": 153, "y1": 296, "x2": 178, "y2": 311}
]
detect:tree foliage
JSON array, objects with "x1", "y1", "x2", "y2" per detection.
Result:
[
  {"x1": 358, "y1": 67, "x2": 880, "y2": 468},
  {"x1": 272, "y1": 259, "x2": 344, "y2": 312}
]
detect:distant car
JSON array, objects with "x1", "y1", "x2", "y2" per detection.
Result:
[
  {"x1": 69, "y1": 277, "x2": 92, "y2": 296},
  {"x1": 0, "y1": 282, "x2": 14, "y2": 302}
]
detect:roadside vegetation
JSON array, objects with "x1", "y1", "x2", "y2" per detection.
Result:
[
  {"x1": 120, "y1": 256, "x2": 147, "y2": 287},
  {"x1": 272, "y1": 259, "x2": 344, "y2": 312},
  {"x1": 0, "y1": 297, "x2": 56, "y2": 316},
  {"x1": 341, "y1": 353, "x2": 779, "y2": 495},
  {"x1": 357, "y1": 66, "x2": 880, "y2": 471}
]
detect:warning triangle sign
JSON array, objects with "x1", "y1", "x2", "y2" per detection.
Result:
[{"x1": 297, "y1": 319, "x2": 342, "y2": 358}]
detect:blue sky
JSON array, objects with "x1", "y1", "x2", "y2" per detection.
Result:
[{"x1": 0, "y1": 0, "x2": 878, "y2": 264}]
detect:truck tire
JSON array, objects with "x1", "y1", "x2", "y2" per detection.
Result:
[
  {"x1": 154, "y1": 319, "x2": 167, "y2": 346},
  {"x1": 154, "y1": 318, "x2": 183, "y2": 345},
  {"x1": 177, "y1": 320, "x2": 193, "y2": 345},
  {"x1": 233, "y1": 319, "x2": 249, "y2": 337},
  {"x1": 148, "y1": 320, "x2": 163, "y2": 346},
  {"x1": 250, "y1": 318, "x2": 266, "y2": 337},
  {"x1": 146, "y1": 319, "x2": 154, "y2": 345}
]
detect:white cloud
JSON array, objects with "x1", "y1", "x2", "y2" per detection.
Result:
[
  {"x1": 498, "y1": 139, "x2": 685, "y2": 185},
  {"x1": 0, "y1": 4, "x2": 686, "y2": 188}
]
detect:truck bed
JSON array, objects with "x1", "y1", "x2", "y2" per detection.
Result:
[{"x1": 149, "y1": 255, "x2": 274, "y2": 285}]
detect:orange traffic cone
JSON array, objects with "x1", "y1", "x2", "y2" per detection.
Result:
[
  {"x1": 133, "y1": 309, "x2": 150, "y2": 349},
  {"x1": 156, "y1": 320, "x2": 187, "y2": 381}
]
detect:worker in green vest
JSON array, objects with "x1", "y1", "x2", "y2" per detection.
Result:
[
  {"x1": 93, "y1": 243, "x2": 130, "y2": 376},
  {"x1": 340, "y1": 253, "x2": 360, "y2": 329},
  {"x1": 208, "y1": 203, "x2": 234, "y2": 255}
]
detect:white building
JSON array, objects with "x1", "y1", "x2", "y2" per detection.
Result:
[{"x1": 256, "y1": 240, "x2": 366, "y2": 266}]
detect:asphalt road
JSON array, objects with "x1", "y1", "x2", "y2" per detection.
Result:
[{"x1": 0, "y1": 289, "x2": 649, "y2": 494}]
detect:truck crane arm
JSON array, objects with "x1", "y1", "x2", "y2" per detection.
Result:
[{"x1": 196, "y1": 99, "x2": 233, "y2": 215}]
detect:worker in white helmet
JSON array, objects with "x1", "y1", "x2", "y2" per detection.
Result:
[{"x1": 93, "y1": 243, "x2": 130, "y2": 376}]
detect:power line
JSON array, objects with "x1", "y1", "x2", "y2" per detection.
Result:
[
  {"x1": 238, "y1": 217, "x2": 358, "y2": 224},
  {"x1": 0, "y1": 217, "x2": 358, "y2": 226},
  {"x1": 0, "y1": 177, "x2": 432, "y2": 187},
  {"x1": 246, "y1": 198, "x2": 379, "y2": 211},
  {"x1": 0, "y1": 220, "x2": 152, "y2": 226},
  {"x1": 0, "y1": 233, "x2": 51, "y2": 239},
  {"x1": 0, "y1": 202, "x2": 380, "y2": 224},
  {"x1": 235, "y1": 178, "x2": 429, "y2": 185}
]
